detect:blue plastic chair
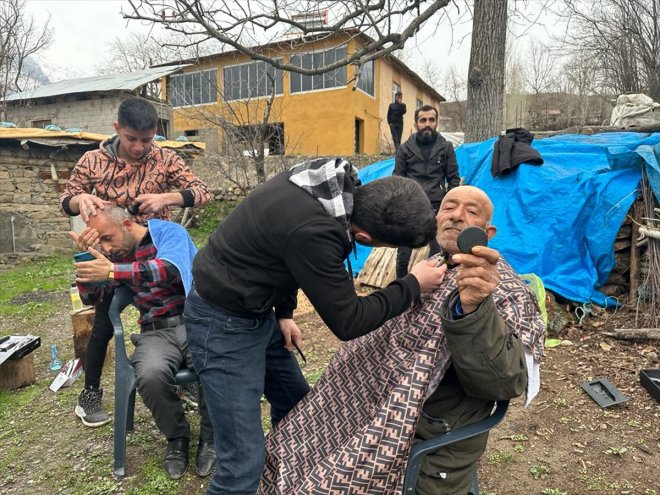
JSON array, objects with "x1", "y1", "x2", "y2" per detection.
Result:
[
  {"x1": 402, "y1": 399, "x2": 510, "y2": 494},
  {"x1": 109, "y1": 286, "x2": 197, "y2": 478}
]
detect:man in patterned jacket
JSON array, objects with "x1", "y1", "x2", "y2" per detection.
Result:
[
  {"x1": 59, "y1": 98, "x2": 212, "y2": 435},
  {"x1": 259, "y1": 186, "x2": 545, "y2": 495},
  {"x1": 59, "y1": 96, "x2": 211, "y2": 224}
]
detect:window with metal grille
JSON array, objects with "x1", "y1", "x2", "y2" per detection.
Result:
[
  {"x1": 290, "y1": 46, "x2": 347, "y2": 93},
  {"x1": 168, "y1": 69, "x2": 217, "y2": 107},
  {"x1": 356, "y1": 59, "x2": 374, "y2": 96},
  {"x1": 222, "y1": 60, "x2": 283, "y2": 101}
]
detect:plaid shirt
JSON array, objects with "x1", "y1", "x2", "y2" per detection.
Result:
[{"x1": 78, "y1": 232, "x2": 185, "y2": 326}]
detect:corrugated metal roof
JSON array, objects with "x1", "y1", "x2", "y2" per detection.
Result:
[
  {"x1": 0, "y1": 127, "x2": 205, "y2": 152},
  {"x1": 5, "y1": 66, "x2": 187, "y2": 101}
]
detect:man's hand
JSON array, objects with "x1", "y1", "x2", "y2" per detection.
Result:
[
  {"x1": 74, "y1": 246, "x2": 113, "y2": 283},
  {"x1": 409, "y1": 259, "x2": 448, "y2": 293},
  {"x1": 70, "y1": 194, "x2": 111, "y2": 222},
  {"x1": 278, "y1": 318, "x2": 303, "y2": 353},
  {"x1": 133, "y1": 192, "x2": 183, "y2": 214},
  {"x1": 452, "y1": 246, "x2": 501, "y2": 314},
  {"x1": 69, "y1": 227, "x2": 99, "y2": 252}
]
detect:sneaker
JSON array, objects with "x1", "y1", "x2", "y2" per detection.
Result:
[{"x1": 75, "y1": 387, "x2": 111, "y2": 427}]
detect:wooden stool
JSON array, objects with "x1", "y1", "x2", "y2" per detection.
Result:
[
  {"x1": 0, "y1": 354, "x2": 35, "y2": 390},
  {"x1": 71, "y1": 308, "x2": 113, "y2": 369}
]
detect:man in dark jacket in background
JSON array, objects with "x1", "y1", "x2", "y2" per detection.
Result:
[
  {"x1": 387, "y1": 91, "x2": 406, "y2": 150},
  {"x1": 185, "y1": 158, "x2": 448, "y2": 495},
  {"x1": 394, "y1": 104, "x2": 461, "y2": 278}
]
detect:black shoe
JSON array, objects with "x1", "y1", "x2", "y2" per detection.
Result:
[
  {"x1": 195, "y1": 439, "x2": 217, "y2": 477},
  {"x1": 164, "y1": 438, "x2": 189, "y2": 479}
]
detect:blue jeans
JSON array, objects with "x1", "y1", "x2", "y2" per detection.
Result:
[{"x1": 184, "y1": 288, "x2": 310, "y2": 495}]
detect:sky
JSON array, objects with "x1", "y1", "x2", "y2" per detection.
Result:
[
  {"x1": 24, "y1": 0, "x2": 559, "y2": 90},
  {"x1": 26, "y1": 0, "x2": 156, "y2": 81}
]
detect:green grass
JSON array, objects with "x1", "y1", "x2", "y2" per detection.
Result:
[
  {"x1": 0, "y1": 254, "x2": 74, "y2": 326},
  {"x1": 0, "y1": 201, "x2": 233, "y2": 327},
  {"x1": 188, "y1": 200, "x2": 236, "y2": 247},
  {"x1": 0, "y1": 385, "x2": 44, "y2": 470},
  {"x1": 124, "y1": 457, "x2": 179, "y2": 495}
]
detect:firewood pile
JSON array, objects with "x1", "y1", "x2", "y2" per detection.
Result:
[
  {"x1": 356, "y1": 246, "x2": 430, "y2": 289},
  {"x1": 598, "y1": 211, "x2": 635, "y2": 300},
  {"x1": 633, "y1": 175, "x2": 660, "y2": 328}
]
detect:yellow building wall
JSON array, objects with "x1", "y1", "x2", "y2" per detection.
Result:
[
  {"x1": 168, "y1": 35, "x2": 437, "y2": 156},
  {"x1": 378, "y1": 63, "x2": 444, "y2": 150}
]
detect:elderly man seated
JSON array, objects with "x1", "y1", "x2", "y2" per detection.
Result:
[
  {"x1": 71, "y1": 205, "x2": 216, "y2": 479},
  {"x1": 258, "y1": 186, "x2": 545, "y2": 495}
]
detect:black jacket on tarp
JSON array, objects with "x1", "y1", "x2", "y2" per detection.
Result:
[{"x1": 491, "y1": 128, "x2": 544, "y2": 177}]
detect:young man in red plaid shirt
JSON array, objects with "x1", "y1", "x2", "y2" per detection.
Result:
[{"x1": 72, "y1": 205, "x2": 215, "y2": 479}]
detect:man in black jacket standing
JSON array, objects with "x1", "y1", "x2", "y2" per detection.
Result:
[
  {"x1": 184, "y1": 158, "x2": 448, "y2": 495},
  {"x1": 387, "y1": 91, "x2": 406, "y2": 150},
  {"x1": 393, "y1": 104, "x2": 461, "y2": 278}
]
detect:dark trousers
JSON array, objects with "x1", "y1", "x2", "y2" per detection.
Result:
[
  {"x1": 131, "y1": 324, "x2": 213, "y2": 443},
  {"x1": 84, "y1": 292, "x2": 115, "y2": 389},
  {"x1": 184, "y1": 288, "x2": 311, "y2": 495},
  {"x1": 389, "y1": 123, "x2": 403, "y2": 150},
  {"x1": 84, "y1": 290, "x2": 213, "y2": 443}
]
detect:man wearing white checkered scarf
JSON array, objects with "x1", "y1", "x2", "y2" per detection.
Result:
[{"x1": 187, "y1": 157, "x2": 447, "y2": 495}]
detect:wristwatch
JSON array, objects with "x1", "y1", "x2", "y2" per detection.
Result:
[{"x1": 108, "y1": 266, "x2": 115, "y2": 280}]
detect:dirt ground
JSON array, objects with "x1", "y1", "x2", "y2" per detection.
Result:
[{"x1": 0, "y1": 290, "x2": 658, "y2": 495}]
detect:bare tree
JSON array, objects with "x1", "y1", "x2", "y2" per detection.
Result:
[
  {"x1": 560, "y1": 0, "x2": 660, "y2": 101},
  {"x1": 96, "y1": 32, "x2": 222, "y2": 75},
  {"x1": 465, "y1": 0, "x2": 508, "y2": 141},
  {"x1": 561, "y1": 50, "x2": 608, "y2": 126},
  {"x1": 123, "y1": 1, "x2": 559, "y2": 143},
  {"x1": 438, "y1": 65, "x2": 467, "y2": 131},
  {"x1": 522, "y1": 37, "x2": 558, "y2": 129},
  {"x1": 172, "y1": 68, "x2": 298, "y2": 193},
  {"x1": 504, "y1": 39, "x2": 528, "y2": 129},
  {"x1": 123, "y1": 1, "x2": 453, "y2": 75},
  {"x1": 417, "y1": 59, "x2": 443, "y2": 92},
  {"x1": 0, "y1": 0, "x2": 52, "y2": 115},
  {"x1": 523, "y1": 38, "x2": 556, "y2": 95}
]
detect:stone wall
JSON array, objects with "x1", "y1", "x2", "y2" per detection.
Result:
[
  {"x1": 0, "y1": 141, "x2": 94, "y2": 259},
  {"x1": 0, "y1": 140, "x2": 389, "y2": 261}
]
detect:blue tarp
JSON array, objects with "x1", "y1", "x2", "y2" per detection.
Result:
[{"x1": 350, "y1": 132, "x2": 660, "y2": 306}]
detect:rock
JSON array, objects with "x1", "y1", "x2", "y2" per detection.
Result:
[
  {"x1": 545, "y1": 291, "x2": 573, "y2": 338},
  {"x1": 565, "y1": 326, "x2": 582, "y2": 342}
]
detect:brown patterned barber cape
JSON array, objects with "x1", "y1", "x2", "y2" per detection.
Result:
[{"x1": 259, "y1": 258, "x2": 544, "y2": 495}]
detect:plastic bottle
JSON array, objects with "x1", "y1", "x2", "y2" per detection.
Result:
[
  {"x1": 49, "y1": 344, "x2": 62, "y2": 372},
  {"x1": 70, "y1": 283, "x2": 83, "y2": 312}
]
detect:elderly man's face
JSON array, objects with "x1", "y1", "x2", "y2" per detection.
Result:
[{"x1": 436, "y1": 186, "x2": 496, "y2": 255}]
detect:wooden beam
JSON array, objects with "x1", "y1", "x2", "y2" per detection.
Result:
[
  {"x1": 629, "y1": 201, "x2": 643, "y2": 301},
  {"x1": 605, "y1": 328, "x2": 660, "y2": 340}
]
